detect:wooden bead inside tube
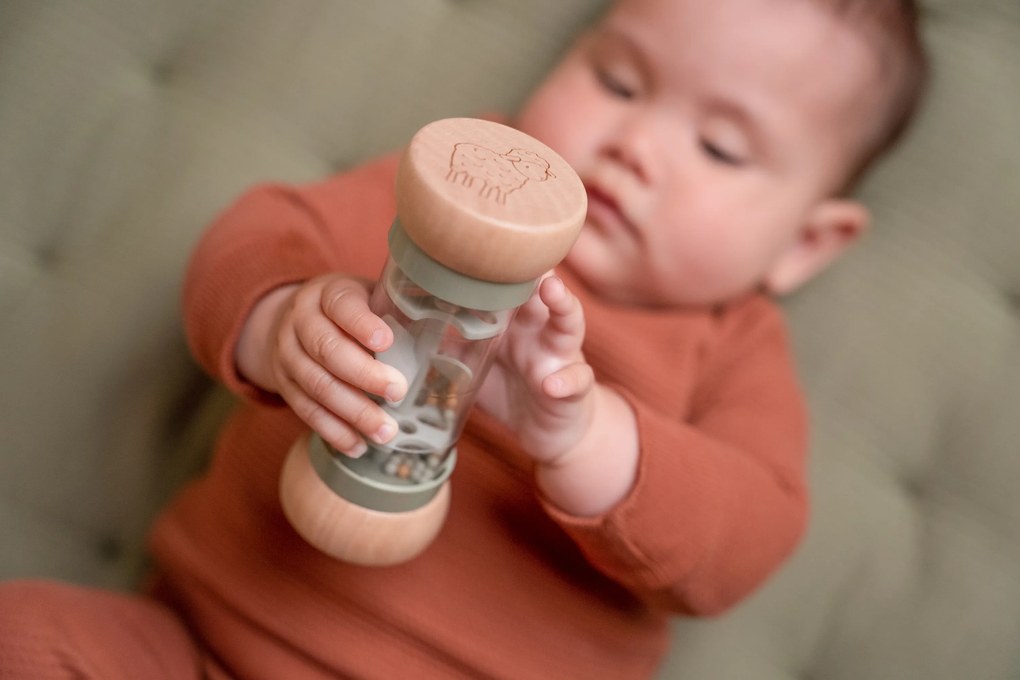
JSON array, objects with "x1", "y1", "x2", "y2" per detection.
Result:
[{"x1": 279, "y1": 118, "x2": 587, "y2": 566}]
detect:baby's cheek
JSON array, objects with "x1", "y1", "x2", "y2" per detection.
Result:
[
  {"x1": 517, "y1": 82, "x2": 598, "y2": 164},
  {"x1": 661, "y1": 231, "x2": 761, "y2": 303}
]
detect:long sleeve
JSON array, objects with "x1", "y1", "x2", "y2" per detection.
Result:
[
  {"x1": 181, "y1": 153, "x2": 401, "y2": 399},
  {"x1": 542, "y1": 292, "x2": 809, "y2": 616}
]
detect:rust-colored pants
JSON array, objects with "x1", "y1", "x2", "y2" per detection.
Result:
[{"x1": 0, "y1": 580, "x2": 214, "y2": 679}]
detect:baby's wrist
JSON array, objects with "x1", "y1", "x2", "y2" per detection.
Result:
[
  {"x1": 236, "y1": 283, "x2": 300, "y2": 392},
  {"x1": 535, "y1": 384, "x2": 639, "y2": 517}
]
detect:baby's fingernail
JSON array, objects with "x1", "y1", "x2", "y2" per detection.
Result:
[
  {"x1": 373, "y1": 420, "x2": 397, "y2": 444},
  {"x1": 369, "y1": 329, "x2": 385, "y2": 350},
  {"x1": 346, "y1": 439, "x2": 368, "y2": 458},
  {"x1": 384, "y1": 382, "x2": 405, "y2": 403}
]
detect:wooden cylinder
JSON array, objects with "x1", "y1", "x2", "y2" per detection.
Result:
[
  {"x1": 280, "y1": 435, "x2": 450, "y2": 566},
  {"x1": 396, "y1": 117, "x2": 587, "y2": 282},
  {"x1": 279, "y1": 118, "x2": 586, "y2": 566}
]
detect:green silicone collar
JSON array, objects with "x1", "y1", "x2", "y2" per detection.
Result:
[
  {"x1": 308, "y1": 434, "x2": 456, "y2": 513},
  {"x1": 388, "y1": 220, "x2": 538, "y2": 312}
]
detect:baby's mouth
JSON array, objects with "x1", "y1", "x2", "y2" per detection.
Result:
[{"x1": 585, "y1": 184, "x2": 638, "y2": 239}]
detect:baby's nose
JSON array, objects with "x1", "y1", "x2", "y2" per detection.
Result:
[{"x1": 601, "y1": 113, "x2": 661, "y2": 184}]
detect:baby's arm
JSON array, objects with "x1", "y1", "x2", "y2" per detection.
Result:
[
  {"x1": 182, "y1": 151, "x2": 404, "y2": 430},
  {"x1": 542, "y1": 299, "x2": 809, "y2": 616},
  {"x1": 479, "y1": 275, "x2": 639, "y2": 516},
  {"x1": 235, "y1": 276, "x2": 408, "y2": 457}
]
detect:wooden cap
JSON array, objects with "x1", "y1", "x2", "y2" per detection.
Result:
[{"x1": 395, "y1": 118, "x2": 587, "y2": 283}]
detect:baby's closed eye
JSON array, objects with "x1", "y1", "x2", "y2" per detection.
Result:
[
  {"x1": 699, "y1": 137, "x2": 746, "y2": 166},
  {"x1": 699, "y1": 119, "x2": 750, "y2": 167},
  {"x1": 595, "y1": 64, "x2": 639, "y2": 100}
]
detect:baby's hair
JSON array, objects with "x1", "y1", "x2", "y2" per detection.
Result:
[{"x1": 819, "y1": 0, "x2": 929, "y2": 191}]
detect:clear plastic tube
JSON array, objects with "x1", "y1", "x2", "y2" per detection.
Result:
[{"x1": 364, "y1": 256, "x2": 514, "y2": 483}]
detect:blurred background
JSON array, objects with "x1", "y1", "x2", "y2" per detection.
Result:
[{"x1": 0, "y1": 1, "x2": 1017, "y2": 678}]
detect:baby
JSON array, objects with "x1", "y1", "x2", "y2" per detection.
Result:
[{"x1": 0, "y1": 0, "x2": 926, "y2": 678}]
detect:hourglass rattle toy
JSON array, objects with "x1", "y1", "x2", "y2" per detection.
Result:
[{"x1": 279, "y1": 117, "x2": 587, "y2": 566}]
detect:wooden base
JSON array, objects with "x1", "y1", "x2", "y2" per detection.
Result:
[{"x1": 279, "y1": 435, "x2": 451, "y2": 566}]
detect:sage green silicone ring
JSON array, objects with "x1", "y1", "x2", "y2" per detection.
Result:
[
  {"x1": 388, "y1": 220, "x2": 537, "y2": 312},
  {"x1": 307, "y1": 434, "x2": 456, "y2": 513}
]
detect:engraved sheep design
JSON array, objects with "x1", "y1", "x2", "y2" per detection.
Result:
[{"x1": 447, "y1": 143, "x2": 556, "y2": 205}]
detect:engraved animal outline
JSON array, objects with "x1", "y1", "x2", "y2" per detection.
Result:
[{"x1": 446, "y1": 143, "x2": 556, "y2": 205}]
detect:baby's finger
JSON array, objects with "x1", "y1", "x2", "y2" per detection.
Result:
[
  {"x1": 277, "y1": 332, "x2": 399, "y2": 451},
  {"x1": 542, "y1": 362, "x2": 595, "y2": 400},
  {"x1": 292, "y1": 308, "x2": 407, "y2": 403},
  {"x1": 279, "y1": 324, "x2": 397, "y2": 446},
  {"x1": 538, "y1": 276, "x2": 585, "y2": 345},
  {"x1": 319, "y1": 277, "x2": 393, "y2": 353},
  {"x1": 277, "y1": 372, "x2": 369, "y2": 457},
  {"x1": 511, "y1": 283, "x2": 552, "y2": 330}
]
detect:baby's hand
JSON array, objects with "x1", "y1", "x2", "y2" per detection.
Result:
[
  {"x1": 238, "y1": 275, "x2": 407, "y2": 457},
  {"x1": 478, "y1": 275, "x2": 595, "y2": 463}
]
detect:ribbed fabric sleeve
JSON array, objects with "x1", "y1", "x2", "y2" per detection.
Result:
[
  {"x1": 181, "y1": 152, "x2": 400, "y2": 401},
  {"x1": 540, "y1": 295, "x2": 808, "y2": 615}
]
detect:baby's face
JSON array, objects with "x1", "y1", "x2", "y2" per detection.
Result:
[{"x1": 517, "y1": 0, "x2": 881, "y2": 306}]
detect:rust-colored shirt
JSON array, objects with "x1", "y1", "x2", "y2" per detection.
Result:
[{"x1": 154, "y1": 151, "x2": 808, "y2": 679}]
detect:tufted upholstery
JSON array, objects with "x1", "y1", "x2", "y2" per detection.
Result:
[{"x1": 0, "y1": 1, "x2": 1016, "y2": 678}]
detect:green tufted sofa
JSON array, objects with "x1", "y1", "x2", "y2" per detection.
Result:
[{"x1": 1, "y1": 1, "x2": 1017, "y2": 678}]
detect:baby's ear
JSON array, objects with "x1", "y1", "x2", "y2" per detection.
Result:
[{"x1": 763, "y1": 199, "x2": 870, "y2": 295}]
